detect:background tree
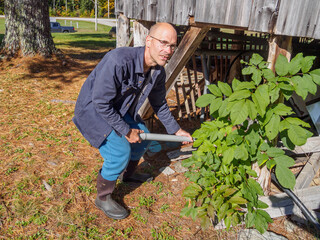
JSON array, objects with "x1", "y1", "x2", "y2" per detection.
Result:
[{"x1": 1, "y1": 0, "x2": 57, "y2": 56}]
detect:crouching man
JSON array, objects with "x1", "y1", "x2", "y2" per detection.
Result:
[{"x1": 73, "y1": 22, "x2": 192, "y2": 220}]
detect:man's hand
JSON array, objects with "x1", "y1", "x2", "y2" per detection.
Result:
[
  {"x1": 175, "y1": 128, "x2": 193, "y2": 145},
  {"x1": 125, "y1": 129, "x2": 144, "y2": 143}
]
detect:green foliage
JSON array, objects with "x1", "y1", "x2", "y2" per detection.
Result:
[{"x1": 184, "y1": 53, "x2": 319, "y2": 233}]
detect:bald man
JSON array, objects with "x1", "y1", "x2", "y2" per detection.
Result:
[{"x1": 73, "y1": 22, "x2": 192, "y2": 220}]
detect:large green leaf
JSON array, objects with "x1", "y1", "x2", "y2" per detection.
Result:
[
  {"x1": 246, "y1": 100, "x2": 258, "y2": 120},
  {"x1": 275, "y1": 54, "x2": 289, "y2": 76},
  {"x1": 254, "y1": 211, "x2": 268, "y2": 234},
  {"x1": 196, "y1": 94, "x2": 216, "y2": 107},
  {"x1": 228, "y1": 89, "x2": 251, "y2": 101},
  {"x1": 234, "y1": 143, "x2": 249, "y2": 160},
  {"x1": 289, "y1": 53, "x2": 303, "y2": 75},
  {"x1": 285, "y1": 117, "x2": 310, "y2": 127},
  {"x1": 247, "y1": 178, "x2": 264, "y2": 196},
  {"x1": 280, "y1": 130, "x2": 295, "y2": 150},
  {"x1": 252, "y1": 68, "x2": 262, "y2": 85},
  {"x1": 229, "y1": 196, "x2": 248, "y2": 204},
  {"x1": 288, "y1": 125, "x2": 312, "y2": 146},
  {"x1": 250, "y1": 53, "x2": 264, "y2": 65},
  {"x1": 218, "y1": 99, "x2": 231, "y2": 117},
  {"x1": 232, "y1": 78, "x2": 241, "y2": 91},
  {"x1": 262, "y1": 68, "x2": 275, "y2": 81},
  {"x1": 310, "y1": 69, "x2": 320, "y2": 85},
  {"x1": 234, "y1": 81, "x2": 256, "y2": 91},
  {"x1": 266, "y1": 147, "x2": 285, "y2": 157},
  {"x1": 222, "y1": 147, "x2": 235, "y2": 165},
  {"x1": 209, "y1": 97, "x2": 223, "y2": 114},
  {"x1": 273, "y1": 103, "x2": 293, "y2": 116},
  {"x1": 230, "y1": 100, "x2": 249, "y2": 125},
  {"x1": 245, "y1": 211, "x2": 256, "y2": 228},
  {"x1": 278, "y1": 82, "x2": 294, "y2": 91},
  {"x1": 242, "y1": 66, "x2": 255, "y2": 75},
  {"x1": 302, "y1": 74, "x2": 317, "y2": 95},
  {"x1": 265, "y1": 114, "x2": 280, "y2": 140},
  {"x1": 269, "y1": 85, "x2": 280, "y2": 103},
  {"x1": 274, "y1": 155, "x2": 295, "y2": 167},
  {"x1": 208, "y1": 84, "x2": 222, "y2": 97},
  {"x1": 183, "y1": 183, "x2": 202, "y2": 198},
  {"x1": 252, "y1": 85, "x2": 269, "y2": 117},
  {"x1": 301, "y1": 56, "x2": 316, "y2": 73},
  {"x1": 257, "y1": 153, "x2": 269, "y2": 166},
  {"x1": 218, "y1": 81, "x2": 232, "y2": 96},
  {"x1": 275, "y1": 165, "x2": 296, "y2": 189}
]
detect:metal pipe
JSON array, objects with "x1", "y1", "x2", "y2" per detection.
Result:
[{"x1": 139, "y1": 133, "x2": 192, "y2": 142}]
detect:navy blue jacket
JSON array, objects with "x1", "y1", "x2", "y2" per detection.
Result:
[{"x1": 73, "y1": 46, "x2": 180, "y2": 148}]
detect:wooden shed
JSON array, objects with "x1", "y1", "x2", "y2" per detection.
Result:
[
  {"x1": 114, "y1": 0, "x2": 320, "y2": 226},
  {"x1": 115, "y1": 0, "x2": 320, "y2": 122}
]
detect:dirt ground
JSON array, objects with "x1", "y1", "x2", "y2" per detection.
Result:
[{"x1": 0, "y1": 47, "x2": 319, "y2": 239}]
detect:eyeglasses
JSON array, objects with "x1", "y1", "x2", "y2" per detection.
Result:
[{"x1": 149, "y1": 36, "x2": 177, "y2": 51}]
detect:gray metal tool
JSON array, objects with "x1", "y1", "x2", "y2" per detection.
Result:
[{"x1": 139, "y1": 133, "x2": 193, "y2": 142}]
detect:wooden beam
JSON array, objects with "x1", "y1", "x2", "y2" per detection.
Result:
[
  {"x1": 116, "y1": 13, "x2": 130, "y2": 48},
  {"x1": 141, "y1": 26, "x2": 210, "y2": 120},
  {"x1": 165, "y1": 26, "x2": 210, "y2": 92}
]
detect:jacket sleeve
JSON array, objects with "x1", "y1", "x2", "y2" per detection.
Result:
[
  {"x1": 92, "y1": 57, "x2": 130, "y2": 137},
  {"x1": 148, "y1": 70, "x2": 180, "y2": 134}
]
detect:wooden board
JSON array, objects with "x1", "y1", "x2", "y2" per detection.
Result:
[
  {"x1": 294, "y1": 152, "x2": 320, "y2": 190},
  {"x1": 275, "y1": 0, "x2": 320, "y2": 38},
  {"x1": 116, "y1": 13, "x2": 130, "y2": 48},
  {"x1": 194, "y1": 0, "x2": 252, "y2": 28}
]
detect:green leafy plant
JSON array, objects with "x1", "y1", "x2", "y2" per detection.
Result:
[{"x1": 181, "y1": 53, "x2": 320, "y2": 233}]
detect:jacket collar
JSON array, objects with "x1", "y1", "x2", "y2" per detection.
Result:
[{"x1": 135, "y1": 46, "x2": 162, "y2": 74}]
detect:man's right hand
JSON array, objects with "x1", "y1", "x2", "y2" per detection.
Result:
[{"x1": 125, "y1": 129, "x2": 144, "y2": 143}]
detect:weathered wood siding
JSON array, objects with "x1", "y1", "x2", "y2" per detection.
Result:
[
  {"x1": 194, "y1": 0, "x2": 252, "y2": 28},
  {"x1": 275, "y1": 0, "x2": 320, "y2": 38},
  {"x1": 115, "y1": 0, "x2": 195, "y2": 25},
  {"x1": 115, "y1": 0, "x2": 320, "y2": 39},
  {"x1": 248, "y1": 0, "x2": 278, "y2": 33}
]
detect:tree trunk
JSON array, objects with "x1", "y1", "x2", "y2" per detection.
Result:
[{"x1": 1, "y1": 0, "x2": 57, "y2": 57}]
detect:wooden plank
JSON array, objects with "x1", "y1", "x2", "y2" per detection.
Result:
[
  {"x1": 294, "y1": 152, "x2": 320, "y2": 190},
  {"x1": 116, "y1": 13, "x2": 130, "y2": 48},
  {"x1": 275, "y1": 0, "x2": 320, "y2": 38},
  {"x1": 194, "y1": 49, "x2": 266, "y2": 56},
  {"x1": 174, "y1": 81, "x2": 182, "y2": 119},
  {"x1": 259, "y1": 185, "x2": 320, "y2": 219},
  {"x1": 248, "y1": 0, "x2": 278, "y2": 33},
  {"x1": 179, "y1": 72, "x2": 191, "y2": 121},
  {"x1": 186, "y1": 67, "x2": 197, "y2": 118},
  {"x1": 165, "y1": 26, "x2": 210, "y2": 92},
  {"x1": 156, "y1": 0, "x2": 195, "y2": 25},
  {"x1": 194, "y1": 0, "x2": 252, "y2": 28}
]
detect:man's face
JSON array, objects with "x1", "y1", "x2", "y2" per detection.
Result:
[{"x1": 145, "y1": 28, "x2": 177, "y2": 67}]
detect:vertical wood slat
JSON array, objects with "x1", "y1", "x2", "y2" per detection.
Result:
[
  {"x1": 186, "y1": 67, "x2": 197, "y2": 118},
  {"x1": 194, "y1": 0, "x2": 252, "y2": 28},
  {"x1": 116, "y1": 13, "x2": 130, "y2": 48},
  {"x1": 248, "y1": 0, "x2": 278, "y2": 33},
  {"x1": 275, "y1": 0, "x2": 320, "y2": 38},
  {"x1": 179, "y1": 72, "x2": 191, "y2": 121},
  {"x1": 174, "y1": 81, "x2": 182, "y2": 118}
]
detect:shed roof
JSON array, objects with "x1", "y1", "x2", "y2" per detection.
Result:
[{"x1": 115, "y1": 0, "x2": 320, "y2": 39}]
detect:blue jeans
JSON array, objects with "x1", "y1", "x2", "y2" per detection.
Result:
[{"x1": 99, "y1": 113, "x2": 150, "y2": 181}]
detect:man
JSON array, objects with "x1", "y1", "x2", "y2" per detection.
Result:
[{"x1": 73, "y1": 22, "x2": 192, "y2": 220}]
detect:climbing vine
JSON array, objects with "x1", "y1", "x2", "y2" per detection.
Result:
[{"x1": 181, "y1": 53, "x2": 320, "y2": 233}]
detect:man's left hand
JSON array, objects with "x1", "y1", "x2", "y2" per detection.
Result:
[{"x1": 175, "y1": 128, "x2": 193, "y2": 145}]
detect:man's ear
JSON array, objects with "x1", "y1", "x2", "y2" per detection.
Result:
[{"x1": 145, "y1": 35, "x2": 151, "y2": 48}]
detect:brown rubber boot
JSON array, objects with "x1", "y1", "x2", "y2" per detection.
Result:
[
  {"x1": 122, "y1": 160, "x2": 153, "y2": 183},
  {"x1": 94, "y1": 171, "x2": 129, "y2": 220}
]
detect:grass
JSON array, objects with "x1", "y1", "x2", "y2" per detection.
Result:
[{"x1": 0, "y1": 18, "x2": 115, "y2": 50}]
